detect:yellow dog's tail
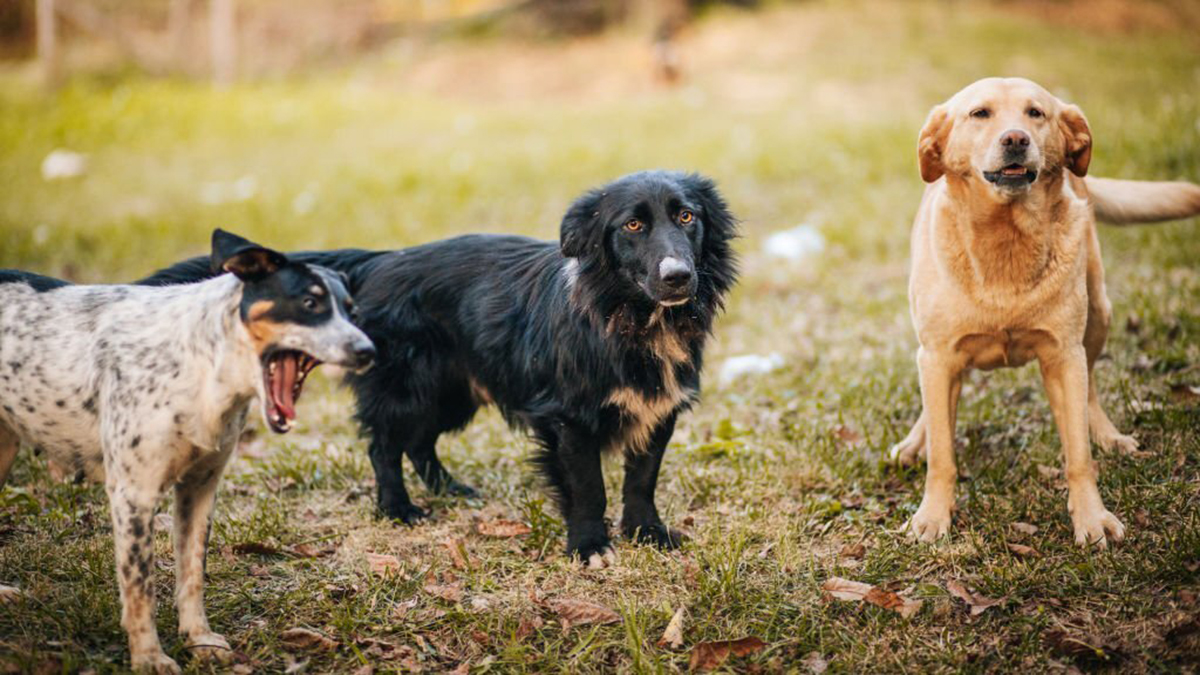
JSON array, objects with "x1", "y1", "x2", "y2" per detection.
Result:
[{"x1": 1086, "y1": 176, "x2": 1200, "y2": 225}]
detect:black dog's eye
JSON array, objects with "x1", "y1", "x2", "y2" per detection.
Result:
[
  {"x1": 624, "y1": 219, "x2": 644, "y2": 233},
  {"x1": 1027, "y1": 108, "x2": 1044, "y2": 119},
  {"x1": 970, "y1": 108, "x2": 990, "y2": 119},
  {"x1": 303, "y1": 297, "x2": 320, "y2": 312},
  {"x1": 678, "y1": 210, "x2": 695, "y2": 225}
]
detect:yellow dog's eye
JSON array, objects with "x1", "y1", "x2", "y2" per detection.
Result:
[
  {"x1": 679, "y1": 210, "x2": 694, "y2": 225},
  {"x1": 624, "y1": 219, "x2": 644, "y2": 233},
  {"x1": 970, "y1": 108, "x2": 990, "y2": 119},
  {"x1": 1027, "y1": 108, "x2": 1044, "y2": 118}
]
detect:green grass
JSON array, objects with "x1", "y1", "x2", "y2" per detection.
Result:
[{"x1": 2, "y1": 0, "x2": 1199, "y2": 672}]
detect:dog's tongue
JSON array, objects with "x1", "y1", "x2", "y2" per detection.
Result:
[{"x1": 273, "y1": 354, "x2": 298, "y2": 420}]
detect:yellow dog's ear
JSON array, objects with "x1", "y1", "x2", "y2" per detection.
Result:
[
  {"x1": 1059, "y1": 103, "x2": 1092, "y2": 177},
  {"x1": 917, "y1": 104, "x2": 951, "y2": 183}
]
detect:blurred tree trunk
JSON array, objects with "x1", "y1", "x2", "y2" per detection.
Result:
[
  {"x1": 36, "y1": 0, "x2": 59, "y2": 88},
  {"x1": 210, "y1": 0, "x2": 235, "y2": 86}
]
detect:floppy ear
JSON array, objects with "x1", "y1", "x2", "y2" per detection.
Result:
[
  {"x1": 210, "y1": 229, "x2": 288, "y2": 282},
  {"x1": 682, "y1": 173, "x2": 738, "y2": 244},
  {"x1": 917, "y1": 104, "x2": 951, "y2": 183},
  {"x1": 1059, "y1": 103, "x2": 1092, "y2": 177},
  {"x1": 560, "y1": 191, "x2": 603, "y2": 259}
]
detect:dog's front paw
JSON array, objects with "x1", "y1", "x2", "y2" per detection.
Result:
[
  {"x1": 185, "y1": 632, "x2": 233, "y2": 664},
  {"x1": 378, "y1": 503, "x2": 430, "y2": 526},
  {"x1": 1100, "y1": 432, "x2": 1141, "y2": 457},
  {"x1": 890, "y1": 439, "x2": 926, "y2": 466},
  {"x1": 1071, "y1": 507, "x2": 1125, "y2": 549},
  {"x1": 906, "y1": 503, "x2": 952, "y2": 542},
  {"x1": 567, "y1": 524, "x2": 616, "y2": 569},
  {"x1": 622, "y1": 521, "x2": 686, "y2": 550},
  {"x1": 131, "y1": 651, "x2": 181, "y2": 675}
]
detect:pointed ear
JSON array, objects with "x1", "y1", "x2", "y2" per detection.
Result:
[
  {"x1": 1059, "y1": 103, "x2": 1092, "y2": 177},
  {"x1": 917, "y1": 104, "x2": 951, "y2": 183},
  {"x1": 210, "y1": 229, "x2": 288, "y2": 282},
  {"x1": 682, "y1": 173, "x2": 738, "y2": 243},
  {"x1": 560, "y1": 191, "x2": 602, "y2": 259}
]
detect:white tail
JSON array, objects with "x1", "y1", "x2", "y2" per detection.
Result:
[{"x1": 1086, "y1": 176, "x2": 1200, "y2": 225}]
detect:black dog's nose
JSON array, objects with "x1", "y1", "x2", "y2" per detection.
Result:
[
  {"x1": 1000, "y1": 129, "x2": 1031, "y2": 148},
  {"x1": 351, "y1": 342, "x2": 376, "y2": 369},
  {"x1": 659, "y1": 256, "x2": 694, "y2": 289}
]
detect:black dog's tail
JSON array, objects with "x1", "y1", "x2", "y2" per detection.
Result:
[
  {"x1": 137, "y1": 249, "x2": 389, "y2": 289},
  {"x1": 0, "y1": 269, "x2": 71, "y2": 292}
]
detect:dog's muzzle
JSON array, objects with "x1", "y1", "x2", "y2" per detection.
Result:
[{"x1": 657, "y1": 257, "x2": 695, "y2": 306}]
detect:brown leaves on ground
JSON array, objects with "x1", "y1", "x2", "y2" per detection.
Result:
[
  {"x1": 839, "y1": 541, "x2": 867, "y2": 559},
  {"x1": 475, "y1": 519, "x2": 532, "y2": 538},
  {"x1": 657, "y1": 607, "x2": 686, "y2": 649},
  {"x1": 1169, "y1": 383, "x2": 1200, "y2": 404},
  {"x1": 443, "y1": 538, "x2": 472, "y2": 570},
  {"x1": 802, "y1": 651, "x2": 829, "y2": 673},
  {"x1": 688, "y1": 637, "x2": 766, "y2": 671},
  {"x1": 946, "y1": 580, "x2": 1005, "y2": 616},
  {"x1": 548, "y1": 597, "x2": 621, "y2": 630},
  {"x1": 424, "y1": 580, "x2": 464, "y2": 603},
  {"x1": 1006, "y1": 542, "x2": 1040, "y2": 557},
  {"x1": 366, "y1": 552, "x2": 401, "y2": 577},
  {"x1": 821, "y1": 577, "x2": 923, "y2": 618},
  {"x1": 1011, "y1": 522, "x2": 1039, "y2": 536},
  {"x1": 0, "y1": 585, "x2": 24, "y2": 603},
  {"x1": 280, "y1": 627, "x2": 339, "y2": 652}
]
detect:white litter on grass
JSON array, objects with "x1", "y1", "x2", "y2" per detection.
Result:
[
  {"x1": 41, "y1": 149, "x2": 88, "y2": 181},
  {"x1": 763, "y1": 224, "x2": 825, "y2": 260},
  {"x1": 719, "y1": 353, "x2": 784, "y2": 386},
  {"x1": 292, "y1": 189, "x2": 318, "y2": 215}
]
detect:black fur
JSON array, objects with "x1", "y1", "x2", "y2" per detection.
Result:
[
  {"x1": 140, "y1": 171, "x2": 739, "y2": 559},
  {"x1": 0, "y1": 270, "x2": 71, "y2": 293}
]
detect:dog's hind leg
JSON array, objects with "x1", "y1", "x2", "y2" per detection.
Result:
[
  {"x1": 407, "y1": 424, "x2": 478, "y2": 497},
  {"x1": 1082, "y1": 230, "x2": 1139, "y2": 455},
  {"x1": 621, "y1": 414, "x2": 682, "y2": 549},
  {"x1": 0, "y1": 421, "x2": 19, "y2": 489},
  {"x1": 889, "y1": 410, "x2": 927, "y2": 466},
  {"x1": 173, "y1": 447, "x2": 234, "y2": 665}
]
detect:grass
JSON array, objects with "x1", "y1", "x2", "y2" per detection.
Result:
[{"x1": 2, "y1": 0, "x2": 1200, "y2": 671}]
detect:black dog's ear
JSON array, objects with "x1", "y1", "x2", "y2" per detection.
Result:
[
  {"x1": 210, "y1": 229, "x2": 288, "y2": 282},
  {"x1": 682, "y1": 173, "x2": 737, "y2": 243},
  {"x1": 560, "y1": 190, "x2": 603, "y2": 259}
]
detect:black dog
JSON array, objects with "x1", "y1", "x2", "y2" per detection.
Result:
[{"x1": 142, "y1": 171, "x2": 738, "y2": 563}]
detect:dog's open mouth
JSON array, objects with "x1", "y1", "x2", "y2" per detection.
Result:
[
  {"x1": 983, "y1": 163, "x2": 1038, "y2": 186},
  {"x1": 262, "y1": 350, "x2": 321, "y2": 433}
]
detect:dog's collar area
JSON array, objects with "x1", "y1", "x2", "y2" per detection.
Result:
[{"x1": 261, "y1": 350, "x2": 321, "y2": 433}]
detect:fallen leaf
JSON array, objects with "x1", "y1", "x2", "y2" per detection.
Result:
[
  {"x1": 1011, "y1": 522, "x2": 1039, "y2": 536},
  {"x1": 802, "y1": 651, "x2": 829, "y2": 674},
  {"x1": 447, "y1": 663, "x2": 470, "y2": 675},
  {"x1": 475, "y1": 519, "x2": 532, "y2": 538},
  {"x1": 821, "y1": 577, "x2": 873, "y2": 601},
  {"x1": 832, "y1": 425, "x2": 863, "y2": 444},
  {"x1": 1007, "y1": 543, "x2": 1040, "y2": 558},
  {"x1": 232, "y1": 542, "x2": 281, "y2": 556},
  {"x1": 358, "y1": 638, "x2": 414, "y2": 662},
  {"x1": 0, "y1": 585, "x2": 24, "y2": 603},
  {"x1": 514, "y1": 615, "x2": 544, "y2": 641},
  {"x1": 1170, "y1": 384, "x2": 1200, "y2": 404},
  {"x1": 864, "y1": 587, "x2": 923, "y2": 619},
  {"x1": 657, "y1": 607, "x2": 686, "y2": 649},
  {"x1": 366, "y1": 552, "x2": 401, "y2": 577},
  {"x1": 153, "y1": 513, "x2": 174, "y2": 532},
  {"x1": 946, "y1": 580, "x2": 1004, "y2": 616},
  {"x1": 283, "y1": 655, "x2": 308, "y2": 674},
  {"x1": 444, "y1": 538, "x2": 471, "y2": 570},
  {"x1": 839, "y1": 542, "x2": 866, "y2": 559},
  {"x1": 288, "y1": 543, "x2": 337, "y2": 559},
  {"x1": 424, "y1": 582, "x2": 463, "y2": 603},
  {"x1": 688, "y1": 637, "x2": 766, "y2": 671},
  {"x1": 548, "y1": 597, "x2": 620, "y2": 630},
  {"x1": 1036, "y1": 465, "x2": 1063, "y2": 480},
  {"x1": 280, "y1": 627, "x2": 338, "y2": 652}
]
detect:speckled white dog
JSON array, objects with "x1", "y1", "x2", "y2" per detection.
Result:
[{"x1": 0, "y1": 230, "x2": 374, "y2": 673}]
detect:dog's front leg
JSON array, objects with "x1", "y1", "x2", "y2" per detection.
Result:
[
  {"x1": 556, "y1": 424, "x2": 615, "y2": 568},
  {"x1": 907, "y1": 347, "x2": 962, "y2": 542},
  {"x1": 173, "y1": 448, "x2": 234, "y2": 664},
  {"x1": 106, "y1": 480, "x2": 178, "y2": 674},
  {"x1": 621, "y1": 414, "x2": 683, "y2": 549},
  {"x1": 1039, "y1": 346, "x2": 1125, "y2": 547}
]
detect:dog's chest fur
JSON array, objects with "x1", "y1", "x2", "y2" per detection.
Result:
[
  {"x1": 605, "y1": 316, "x2": 697, "y2": 453},
  {"x1": 0, "y1": 278, "x2": 256, "y2": 485}
]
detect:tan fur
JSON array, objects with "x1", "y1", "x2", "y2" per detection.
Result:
[
  {"x1": 892, "y1": 77, "x2": 1180, "y2": 548},
  {"x1": 1085, "y1": 176, "x2": 1200, "y2": 224},
  {"x1": 607, "y1": 322, "x2": 693, "y2": 454}
]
